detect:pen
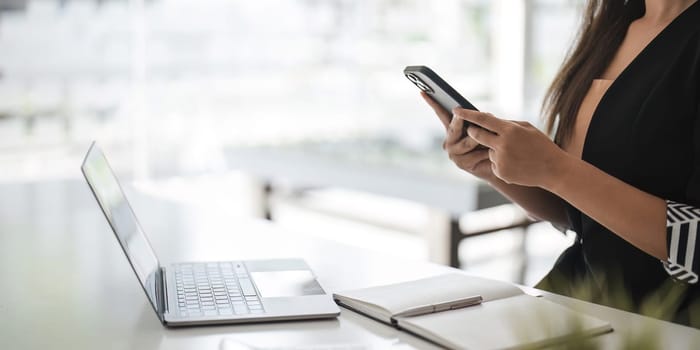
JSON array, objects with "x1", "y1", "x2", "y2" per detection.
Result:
[{"x1": 392, "y1": 295, "x2": 483, "y2": 318}]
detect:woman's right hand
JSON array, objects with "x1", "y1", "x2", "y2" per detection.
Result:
[{"x1": 420, "y1": 92, "x2": 495, "y2": 181}]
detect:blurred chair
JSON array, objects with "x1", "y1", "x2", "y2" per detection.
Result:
[
  {"x1": 456, "y1": 203, "x2": 538, "y2": 282},
  {"x1": 268, "y1": 186, "x2": 538, "y2": 275}
]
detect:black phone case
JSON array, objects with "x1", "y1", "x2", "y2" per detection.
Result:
[{"x1": 404, "y1": 65, "x2": 478, "y2": 127}]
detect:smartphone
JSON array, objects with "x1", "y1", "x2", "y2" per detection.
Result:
[{"x1": 404, "y1": 65, "x2": 478, "y2": 128}]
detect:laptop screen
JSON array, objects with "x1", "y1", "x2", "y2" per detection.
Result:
[{"x1": 81, "y1": 143, "x2": 160, "y2": 312}]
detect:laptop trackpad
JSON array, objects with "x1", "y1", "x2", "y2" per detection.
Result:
[{"x1": 250, "y1": 270, "x2": 325, "y2": 298}]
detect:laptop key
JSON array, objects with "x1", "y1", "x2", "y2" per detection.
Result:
[
  {"x1": 239, "y1": 279, "x2": 256, "y2": 296},
  {"x1": 233, "y1": 304, "x2": 249, "y2": 314}
]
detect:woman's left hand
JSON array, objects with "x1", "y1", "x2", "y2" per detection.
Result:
[{"x1": 453, "y1": 108, "x2": 571, "y2": 189}]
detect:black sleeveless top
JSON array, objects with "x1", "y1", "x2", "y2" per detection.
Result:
[{"x1": 537, "y1": 2, "x2": 700, "y2": 327}]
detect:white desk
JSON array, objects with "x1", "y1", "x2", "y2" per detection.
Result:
[{"x1": 1, "y1": 179, "x2": 699, "y2": 349}]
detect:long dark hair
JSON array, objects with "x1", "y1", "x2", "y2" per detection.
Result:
[{"x1": 542, "y1": 0, "x2": 645, "y2": 145}]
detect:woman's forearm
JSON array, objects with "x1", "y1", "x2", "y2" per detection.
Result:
[{"x1": 544, "y1": 152, "x2": 667, "y2": 260}]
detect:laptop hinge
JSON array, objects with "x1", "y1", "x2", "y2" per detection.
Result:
[{"x1": 160, "y1": 267, "x2": 169, "y2": 316}]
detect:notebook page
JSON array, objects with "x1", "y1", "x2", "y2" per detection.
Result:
[
  {"x1": 334, "y1": 274, "x2": 523, "y2": 317},
  {"x1": 397, "y1": 294, "x2": 612, "y2": 350}
]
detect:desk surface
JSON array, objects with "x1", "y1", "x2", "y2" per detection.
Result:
[{"x1": 1, "y1": 179, "x2": 699, "y2": 350}]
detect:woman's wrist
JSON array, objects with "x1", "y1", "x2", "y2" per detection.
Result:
[
  {"x1": 486, "y1": 172, "x2": 515, "y2": 192},
  {"x1": 485, "y1": 175, "x2": 502, "y2": 188},
  {"x1": 540, "y1": 150, "x2": 578, "y2": 194},
  {"x1": 482, "y1": 170, "x2": 502, "y2": 186}
]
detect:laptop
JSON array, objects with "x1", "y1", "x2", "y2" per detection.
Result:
[{"x1": 81, "y1": 142, "x2": 340, "y2": 326}]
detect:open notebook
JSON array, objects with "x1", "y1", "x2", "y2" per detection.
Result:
[{"x1": 333, "y1": 274, "x2": 612, "y2": 350}]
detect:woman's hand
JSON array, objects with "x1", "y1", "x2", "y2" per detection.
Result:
[
  {"x1": 453, "y1": 107, "x2": 572, "y2": 189},
  {"x1": 420, "y1": 92, "x2": 496, "y2": 181}
]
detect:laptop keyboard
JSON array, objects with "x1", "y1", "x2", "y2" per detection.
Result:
[{"x1": 173, "y1": 261, "x2": 265, "y2": 318}]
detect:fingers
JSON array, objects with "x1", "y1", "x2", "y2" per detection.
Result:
[
  {"x1": 467, "y1": 125, "x2": 499, "y2": 149},
  {"x1": 445, "y1": 130, "x2": 480, "y2": 155},
  {"x1": 453, "y1": 108, "x2": 507, "y2": 133},
  {"x1": 421, "y1": 92, "x2": 451, "y2": 128},
  {"x1": 450, "y1": 149, "x2": 490, "y2": 172},
  {"x1": 445, "y1": 115, "x2": 466, "y2": 146}
]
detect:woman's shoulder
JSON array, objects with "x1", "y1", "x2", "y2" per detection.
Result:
[
  {"x1": 674, "y1": 3, "x2": 700, "y2": 50},
  {"x1": 676, "y1": 25, "x2": 700, "y2": 85},
  {"x1": 684, "y1": 1, "x2": 700, "y2": 30}
]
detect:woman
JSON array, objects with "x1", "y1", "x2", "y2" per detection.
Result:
[{"x1": 423, "y1": 0, "x2": 700, "y2": 326}]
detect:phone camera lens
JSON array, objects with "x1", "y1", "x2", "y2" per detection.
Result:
[
  {"x1": 416, "y1": 81, "x2": 432, "y2": 93},
  {"x1": 405, "y1": 73, "x2": 433, "y2": 93}
]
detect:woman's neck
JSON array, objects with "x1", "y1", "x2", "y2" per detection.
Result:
[{"x1": 643, "y1": 0, "x2": 696, "y2": 24}]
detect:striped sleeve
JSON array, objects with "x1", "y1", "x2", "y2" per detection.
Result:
[{"x1": 664, "y1": 201, "x2": 700, "y2": 284}]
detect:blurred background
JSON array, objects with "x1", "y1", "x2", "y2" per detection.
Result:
[{"x1": 0, "y1": 0, "x2": 583, "y2": 285}]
